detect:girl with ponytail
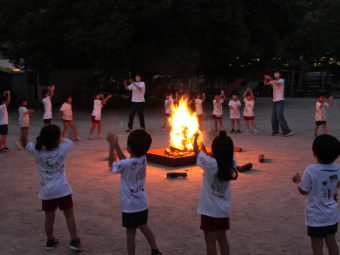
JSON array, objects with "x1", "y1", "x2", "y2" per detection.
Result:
[{"x1": 194, "y1": 130, "x2": 238, "y2": 255}]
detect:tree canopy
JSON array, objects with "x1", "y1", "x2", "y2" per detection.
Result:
[{"x1": 0, "y1": 0, "x2": 339, "y2": 78}]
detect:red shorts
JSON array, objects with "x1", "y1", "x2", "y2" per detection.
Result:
[
  {"x1": 42, "y1": 195, "x2": 73, "y2": 211},
  {"x1": 213, "y1": 115, "x2": 222, "y2": 120},
  {"x1": 244, "y1": 116, "x2": 255, "y2": 121},
  {"x1": 63, "y1": 119, "x2": 73, "y2": 123},
  {"x1": 200, "y1": 215, "x2": 230, "y2": 231},
  {"x1": 91, "y1": 116, "x2": 101, "y2": 124}
]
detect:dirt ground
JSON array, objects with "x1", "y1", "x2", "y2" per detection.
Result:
[{"x1": 1, "y1": 97, "x2": 340, "y2": 255}]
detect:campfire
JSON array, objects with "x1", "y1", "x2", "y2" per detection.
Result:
[{"x1": 165, "y1": 97, "x2": 200, "y2": 156}]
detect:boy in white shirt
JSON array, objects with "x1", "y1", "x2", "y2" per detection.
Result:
[
  {"x1": 16, "y1": 98, "x2": 34, "y2": 150},
  {"x1": 124, "y1": 74, "x2": 146, "y2": 132},
  {"x1": 293, "y1": 134, "x2": 340, "y2": 255},
  {"x1": 107, "y1": 129, "x2": 162, "y2": 255},
  {"x1": 213, "y1": 90, "x2": 225, "y2": 133},
  {"x1": 194, "y1": 92, "x2": 206, "y2": 130},
  {"x1": 314, "y1": 94, "x2": 333, "y2": 137},
  {"x1": 88, "y1": 93, "x2": 112, "y2": 140},
  {"x1": 41, "y1": 84, "x2": 55, "y2": 125},
  {"x1": 0, "y1": 90, "x2": 10, "y2": 152},
  {"x1": 243, "y1": 88, "x2": 257, "y2": 135},
  {"x1": 228, "y1": 94, "x2": 241, "y2": 133},
  {"x1": 59, "y1": 96, "x2": 80, "y2": 141}
]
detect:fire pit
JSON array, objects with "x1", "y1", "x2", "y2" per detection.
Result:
[{"x1": 147, "y1": 97, "x2": 199, "y2": 167}]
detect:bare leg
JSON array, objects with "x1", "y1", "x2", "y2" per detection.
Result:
[
  {"x1": 63, "y1": 207, "x2": 78, "y2": 240},
  {"x1": 236, "y1": 119, "x2": 241, "y2": 131},
  {"x1": 0, "y1": 135, "x2": 3, "y2": 148},
  {"x1": 219, "y1": 119, "x2": 223, "y2": 130},
  {"x1": 214, "y1": 120, "x2": 218, "y2": 132},
  {"x1": 45, "y1": 211, "x2": 56, "y2": 240},
  {"x1": 230, "y1": 119, "x2": 235, "y2": 130},
  {"x1": 216, "y1": 230, "x2": 230, "y2": 255},
  {"x1": 244, "y1": 120, "x2": 249, "y2": 132},
  {"x1": 204, "y1": 231, "x2": 217, "y2": 255},
  {"x1": 325, "y1": 234, "x2": 339, "y2": 255},
  {"x1": 89, "y1": 123, "x2": 96, "y2": 135},
  {"x1": 127, "y1": 229, "x2": 137, "y2": 255},
  {"x1": 61, "y1": 122, "x2": 69, "y2": 138},
  {"x1": 139, "y1": 224, "x2": 158, "y2": 250},
  {"x1": 311, "y1": 237, "x2": 324, "y2": 255},
  {"x1": 69, "y1": 121, "x2": 79, "y2": 139},
  {"x1": 314, "y1": 125, "x2": 319, "y2": 136},
  {"x1": 250, "y1": 119, "x2": 257, "y2": 130},
  {"x1": 98, "y1": 122, "x2": 102, "y2": 137},
  {"x1": 322, "y1": 124, "x2": 328, "y2": 134}
]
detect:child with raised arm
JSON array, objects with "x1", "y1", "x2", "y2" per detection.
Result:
[
  {"x1": 195, "y1": 92, "x2": 206, "y2": 130},
  {"x1": 212, "y1": 90, "x2": 225, "y2": 133},
  {"x1": 20, "y1": 124, "x2": 83, "y2": 252},
  {"x1": 194, "y1": 130, "x2": 238, "y2": 255},
  {"x1": 41, "y1": 84, "x2": 55, "y2": 125},
  {"x1": 107, "y1": 129, "x2": 162, "y2": 255},
  {"x1": 16, "y1": 98, "x2": 34, "y2": 150},
  {"x1": 314, "y1": 94, "x2": 333, "y2": 137},
  {"x1": 0, "y1": 90, "x2": 10, "y2": 152},
  {"x1": 59, "y1": 96, "x2": 80, "y2": 141},
  {"x1": 292, "y1": 134, "x2": 340, "y2": 255},
  {"x1": 88, "y1": 93, "x2": 112, "y2": 140},
  {"x1": 228, "y1": 93, "x2": 242, "y2": 133},
  {"x1": 243, "y1": 88, "x2": 257, "y2": 135},
  {"x1": 162, "y1": 91, "x2": 178, "y2": 130}
]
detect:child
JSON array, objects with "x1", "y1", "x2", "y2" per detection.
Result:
[
  {"x1": 41, "y1": 84, "x2": 55, "y2": 125},
  {"x1": 212, "y1": 90, "x2": 225, "y2": 133},
  {"x1": 107, "y1": 129, "x2": 162, "y2": 255},
  {"x1": 194, "y1": 130, "x2": 238, "y2": 255},
  {"x1": 314, "y1": 94, "x2": 333, "y2": 137},
  {"x1": 20, "y1": 124, "x2": 83, "y2": 252},
  {"x1": 243, "y1": 88, "x2": 257, "y2": 135},
  {"x1": 228, "y1": 93, "x2": 241, "y2": 133},
  {"x1": 88, "y1": 93, "x2": 112, "y2": 140},
  {"x1": 0, "y1": 90, "x2": 10, "y2": 152},
  {"x1": 195, "y1": 92, "x2": 206, "y2": 130},
  {"x1": 292, "y1": 134, "x2": 340, "y2": 255},
  {"x1": 161, "y1": 91, "x2": 178, "y2": 130},
  {"x1": 16, "y1": 98, "x2": 34, "y2": 150},
  {"x1": 59, "y1": 96, "x2": 80, "y2": 141}
]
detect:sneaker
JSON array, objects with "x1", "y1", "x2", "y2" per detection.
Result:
[
  {"x1": 254, "y1": 129, "x2": 258, "y2": 135},
  {"x1": 2, "y1": 147, "x2": 9, "y2": 151},
  {"x1": 272, "y1": 132, "x2": 280, "y2": 136},
  {"x1": 284, "y1": 131, "x2": 294, "y2": 137},
  {"x1": 230, "y1": 129, "x2": 235, "y2": 133},
  {"x1": 236, "y1": 130, "x2": 241, "y2": 134},
  {"x1": 97, "y1": 135, "x2": 103, "y2": 139},
  {"x1": 151, "y1": 249, "x2": 162, "y2": 255},
  {"x1": 16, "y1": 142, "x2": 22, "y2": 150},
  {"x1": 46, "y1": 238, "x2": 59, "y2": 251},
  {"x1": 69, "y1": 238, "x2": 84, "y2": 252},
  {"x1": 88, "y1": 134, "x2": 94, "y2": 140},
  {"x1": 75, "y1": 136, "x2": 81, "y2": 141},
  {"x1": 244, "y1": 130, "x2": 250, "y2": 135}
]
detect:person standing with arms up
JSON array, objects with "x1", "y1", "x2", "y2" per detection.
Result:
[
  {"x1": 264, "y1": 71, "x2": 293, "y2": 136},
  {"x1": 125, "y1": 74, "x2": 146, "y2": 132}
]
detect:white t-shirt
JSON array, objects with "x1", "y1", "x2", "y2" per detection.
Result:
[
  {"x1": 315, "y1": 102, "x2": 329, "y2": 121},
  {"x1": 213, "y1": 99, "x2": 224, "y2": 117},
  {"x1": 128, "y1": 82, "x2": 145, "y2": 103},
  {"x1": 165, "y1": 98, "x2": 173, "y2": 114},
  {"x1": 26, "y1": 139, "x2": 74, "y2": 200},
  {"x1": 112, "y1": 156, "x2": 148, "y2": 213},
  {"x1": 195, "y1": 99, "x2": 203, "y2": 115},
  {"x1": 18, "y1": 106, "x2": 29, "y2": 127},
  {"x1": 299, "y1": 163, "x2": 340, "y2": 227},
  {"x1": 0, "y1": 104, "x2": 8, "y2": 125},
  {"x1": 42, "y1": 96, "x2": 52, "y2": 120},
  {"x1": 243, "y1": 98, "x2": 255, "y2": 117},
  {"x1": 270, "y1": 79, "x2": 285, "y2": 102},
  {"x1": 197, "y1": 152, "x2": 233, "y2": 218},
  {"x1": 60, "y1": 102, "x2": 73, "y2": 121},
  {"x1": 91, "y1": 99, "x2": 102, "y2": 120},
  {"x1": 228, "y1": 100, "x2": 241, "y2": 119}
]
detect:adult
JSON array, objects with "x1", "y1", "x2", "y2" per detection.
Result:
[
  {"x1": 264, "y1": 71, "x2": 293, "y2": 136},
  {"x1": 124, "y1": 74, "x2": 146, "y2": 132}
]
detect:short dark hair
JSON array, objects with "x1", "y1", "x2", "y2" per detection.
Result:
[
  {"x1": 41, "y1": 89, "x2": 49, "y2": 98},
  {"x1": 19, "y1": 97, "x2": 28, "y2": 105},
  {"x1": 63, "y1": 95, "x2": 72, "y2": 102},
  {"x1": 313, "y1": 134, "x2": 340, "y2": 164},
  {"x1": 127, "y1": 129, "x2": 152, "y2": 157},
  {"x1": 35, "y1": 124, "x2": 61, "y2": 150}
]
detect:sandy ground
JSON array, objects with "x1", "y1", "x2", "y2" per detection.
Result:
[{"x1": 1, "y1": 97, "x2": 340, "y2": 255}]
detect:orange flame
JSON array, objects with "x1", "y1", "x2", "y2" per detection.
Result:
[{"x1": 169, "y1": 97, "x2": 200, "y2": 151}]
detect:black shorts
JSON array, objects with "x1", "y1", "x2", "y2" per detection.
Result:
[
  {"x1": 200, "y1": 215, "x2": 230, "y2": 231},
  {"x1": 308, "y1": 223, "x2": 338, "y2": 238},
  {"x1": 315, "y1": 121, "x2": 327, "y2": 126},
  {"x1": 0, "y1": 124, "x2": 8, "y2": 135},
  {"x1": 42, "y1": 194, "x2": 73, "y2": 212},
  {"x1": 43, "y1": 119, "x2": 52, "y2": 125},
  {"x1": 122, "y1": 209, "x2": 148, "y2": 229}
]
